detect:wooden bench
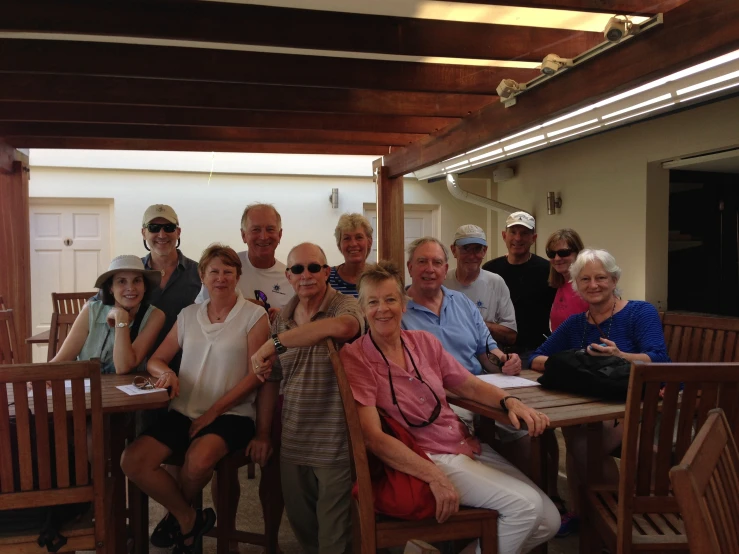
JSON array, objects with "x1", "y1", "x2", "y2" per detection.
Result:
[{"x1": 662, "y1": 312, "x2": 739, "y2": 363}]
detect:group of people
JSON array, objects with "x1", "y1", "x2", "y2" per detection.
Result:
[{"x1": 51, "y1": 201, "x2": 668, "y2": 554}]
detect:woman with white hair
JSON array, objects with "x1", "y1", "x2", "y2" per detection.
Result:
[
  {"x1": 529, "y1": 248, "x2": 668, "y2": 536},
  {"x1": 329, "y1": 213, "x2": 374, "y2": 297}
]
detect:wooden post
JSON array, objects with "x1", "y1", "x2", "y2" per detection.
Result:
[
  {"x1": 0, "y1": 142, "x2": 31, "y2": 362},
  {"x1": 373, "y1": 159, "x2": 404, "y2": 281}
]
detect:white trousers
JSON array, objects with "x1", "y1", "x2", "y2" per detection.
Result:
[{"x1": 428, "y1": 444, "x2": 559, "y2": 554}]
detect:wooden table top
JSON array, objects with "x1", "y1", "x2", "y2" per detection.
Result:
[
  {"x1": 26, "y1": 329, "x2": 50, "y2": 344},
  {"x1": 7, "y1": 372, "x2": 170, "y2": 415},
  {"x1": 449, "y1": 370, "x2": 626, "y2": 428}
]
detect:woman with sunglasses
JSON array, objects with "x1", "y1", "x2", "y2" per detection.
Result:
[
  {"x1": 545, "y1": 229, "x2": 588, "y2": 332},
  {"x1": 339, "y1": 262, "x2": 559, "y2": 554},
  {"x1": 49, "y1": 255, "x2": 165, "y2": 374},
  {"x1": 329, "y1": 213, "x2": 374, "y2": 297},
  {"x1": 121, "y1": 244, "x2": 274, "y2": 554}
]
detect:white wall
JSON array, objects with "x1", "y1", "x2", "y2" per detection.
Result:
[
  {"x1": 28, "y1": 161, "x2": 488, "y2": 268},
  {"x1": 465, "y1": 95, "x2": 739, "y2": 308}
]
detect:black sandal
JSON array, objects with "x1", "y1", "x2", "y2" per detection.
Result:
[
  {"x1": 150, "y1": 512, "x2": 178, "y2": 548},
  {"x1": 173, "y1": 508, "x2": 216, "y2": 554}
]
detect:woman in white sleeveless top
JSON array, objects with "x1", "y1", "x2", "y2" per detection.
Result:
[
  {"x1": 51, "y1": 255, "x2": 165, "y2": 374},
  {"x1": 121, "y1": 244, "x2": 272, "y2": 554}
]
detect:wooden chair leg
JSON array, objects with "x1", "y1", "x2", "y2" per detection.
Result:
[
  {"x1": 259, "y1": 455, "x2": 284, "y2": 554},
  {"x1": 194, "y1": 490, "x2": 204, "y2": 554},
  {"x1": 216, "y1": 460, "x2": 235, "y2": 554}
]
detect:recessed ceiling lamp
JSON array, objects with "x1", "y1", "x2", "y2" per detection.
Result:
[{"x1": 540, "y1": 54, "x2": 574, "y2": 76}]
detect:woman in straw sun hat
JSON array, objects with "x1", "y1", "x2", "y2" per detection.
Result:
[{"x1": 50, "y1": 254, "x2": 165, "y2": 374}]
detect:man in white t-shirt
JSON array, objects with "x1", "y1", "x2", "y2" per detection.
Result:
[
  {"x1": 196, "y1": 203, "x2": 293, "y2": 315},
  {"x1": 444, "y1": 224, "x2": 517, "y2": 347}
]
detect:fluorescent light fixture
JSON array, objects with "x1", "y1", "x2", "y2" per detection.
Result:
[
  {"x1": 667, "y1": 49, "x2": 739, "y2": 81},
  {"x1": 469, "y1": 148, "x2": 504, "y2": 162},
  {"x1": 500, "y1": 125, "x2": 543, "y2": 143},
  {"x1": 445, "y1": 160, "x2": 470, "y2": 170},
  {"x1": 546, "y1": 118, "x2": 599, "y2": 137},
  {"x1": 676, "y1": 69, "x2": 739, "y2": 95},
  {"x1": 541, "y1": 105, "x2": 595, "y2": 127},
  {"x1": 678, "y1": 81, "x2": 739, "y2": 103},
  {"x1": 603, "y1": 102, "x2": 674, "y2": 126},
  {"x1": 467, "y1": 154, "x2": 507, "y2": 169},
  {"x1": 601, "y1": 93, "x2": 672, "y2": 119},
  {"x1": 549, "y1": 124, "x2": 602, "y2": 142},
  {"x1": 504, "y1": 135, "x2": 546, "y2": 151},
  {"x1": 504, "y1": 142, "x2": 548, "y2": 157}
]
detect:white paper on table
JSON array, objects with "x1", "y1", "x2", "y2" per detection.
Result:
[
  {"x1": 477, "y1": 373, "x2": 541, "y2": 389},
  {"x1": 28, "y1": 378, "x2": 91, "y2": 397},
  {"x1": 116, "y1": 384, "x2": 168, "y2": 396}
]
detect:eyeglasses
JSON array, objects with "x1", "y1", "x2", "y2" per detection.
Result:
[
  {"x1": 254, "y1": 290, "x2": 271, "y2": 311},
  {"x1": 485, "y1": 334, "x2": 508, "y2": 370},
  {"x1": 370, "y1": 334, "x2": 441, "y2": 428},
  {"x1": 145, "y1": 223, "x2": 178, "y2": 233},
  {"x1": 133, "y1": 376, "x2": 155, "y2": 390},
  {"x1": 287, "y1": 263, "x2": 329, "y2": 275},
  {"x1": 546, "y1": 248, "x2": 574, "y2": 259}
]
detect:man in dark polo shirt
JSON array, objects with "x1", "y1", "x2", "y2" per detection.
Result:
[{"x1": 482, "y1": 211, "x2": 555, "y2": 366}]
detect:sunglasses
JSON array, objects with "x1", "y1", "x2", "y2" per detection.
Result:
[
  {"x1": 546, "y1": 248, "x2": 574, "y2": 259},
  {"x1": 133, "y1": 376, "x2": 156, "y2": 390},
  {"x1": 254, "y1": 290, "x2": 271, "y2": 311},
  {"x1": 145, "y1": 223, "x2": 178, "y2": 233},
  {"x1": 287, "y1": 263, "x2": 329, "y2": 275}
]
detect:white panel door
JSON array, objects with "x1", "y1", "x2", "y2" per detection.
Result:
[
  {"x1": 364, "y1": 208, "x2": 434, "y2": 284},
  {"x1": 30, "y1": 203, "x2": 111, "y2": 361}
]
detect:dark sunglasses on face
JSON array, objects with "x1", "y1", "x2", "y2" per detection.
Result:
[
  {"x1": 287, "y1": 263, "x2": 329, "y2": 275},
  {"x1": 254, "y1": 290, "x2": 271, "y2": 311},
  {"x1": 546, "y1": 248, "x2": 574, "y2": 259},
  {"x1": 145, "y1": 223, "x2": 178, "y2": 233}
]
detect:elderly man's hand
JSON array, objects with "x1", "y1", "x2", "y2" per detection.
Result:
[
  {"x1": 429, "y1": 475, "x2": 459, "y2": 523},
  {"x1": 501, "y1": 353, "x2": 521, "y2": 375},
  {"x1": 506, "y1": 398, "x2": 549, "y2": 437}
]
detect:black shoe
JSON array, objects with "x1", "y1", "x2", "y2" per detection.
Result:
[
  {"x1": 150, "y1": 512, "x2": 179, "y2": 548},
  {"x1": 173, "y1": 508, "x2": 217, "y2": 554}
]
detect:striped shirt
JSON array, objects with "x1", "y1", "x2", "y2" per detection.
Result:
[
  {"x1": 328, "y1": 266, "x2": 358, "y2": 298},
  {"x1": 530, "y1": 300, "x2": 669, "y2": 365},
  {"x1": 270, "y1": 286, "x2": 365, "y2": 467}
]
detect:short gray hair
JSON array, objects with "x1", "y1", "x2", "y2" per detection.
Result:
[
  {"x1": 334, "y1": 213, "x2": 374, "y2": 249},
  {"x1": 406, "y1": 237, "x2": 449, "y2": 263},
  {"x1": 357, "y1": 261, "x2": 407, "y2": 308},
  {"x1": 570, "y1": 248, "x2": 622, "y2": 298},
  {"x1": 287, "y1": 242, "x2": 328, "y2": 266},
  {"x1": 240, "y1": 203, "x2": 282, "y2": 231}
]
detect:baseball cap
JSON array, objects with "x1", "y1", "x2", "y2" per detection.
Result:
[
  {"x1": 453, "y1": 224, "x2": 487, "y2": 247},
  {"x1": 506, "y1": 211, "x2": 535, "y2": 230},
  {"x1": 142, "y1": 204, "x2": 179, "y2": 226}
]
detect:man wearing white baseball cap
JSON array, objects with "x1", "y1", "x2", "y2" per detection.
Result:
[
  {"x1": 482, "y1": 212, "x2": 555, "y2": 366},
  {"x1": 445, "y1": 224, "x2": 517, "y2": 347}
]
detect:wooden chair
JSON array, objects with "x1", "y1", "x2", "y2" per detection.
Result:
[
  {"x1": 584, "y1": 362, "x2": 739, "y2": 554},
  {"x1": 0, "y1": 360, "x2": 109, "y2": 553},
  {"x1": 47, "y1": 312, "x2": 78, "y2": 362},
  {"x1": 0, "y1": 310, "x2": 20, "y2": 365},
  {"x1": 670, "y1": 409, "x2": 739, "y2": 554},
  {"x1": 326, "y1": 339, "x2": 498, "y2": 554},
  {"x1": 51, "y1": 291, "x2": 96, "y2": 316},
  {"x1": 662, "y1": 312, "x2": 739, "y2": 362}
]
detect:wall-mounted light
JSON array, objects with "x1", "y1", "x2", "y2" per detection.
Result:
[
  {"x1": 547, "y1": 192, "x2": 562, "y2": 215},
  {"x1": 329, "y1": 188, "x2": 339, "y2": 209}
]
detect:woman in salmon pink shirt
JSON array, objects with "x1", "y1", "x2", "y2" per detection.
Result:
[{"x1": 546, "y1": 229, "x2": 588, "y2": 332}]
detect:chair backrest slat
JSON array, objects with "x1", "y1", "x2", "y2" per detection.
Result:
[
  {"x1": 0, "y1": 310, "x2": 20, "y2": 365},
  {"x1": 51, "y1": 292, "x2": 95, "y2": 316},
  {"x1": 653, "y1": 381, "x2": 681, "y2": 495},
  {"x1": 0, "y1": 383, "x2": 14, "y2": 492},
  {"x1": 50, "y1": 379, "x2": 71, "y2": 488},
  {"x1": 71, "y1": 379, "x2": 89, "y2": 485},
  {"x1": 31, "y1": 380, "x2": 53, "y2": 490},
  {"x1": 662, "y1": 313, "x2": 739, "y2": 363},
  {"x1": 47, "y1": 312, "x2": 79, "y2": 362},
  {"x1": 635, "y1": 381, "x2": 661, "y2": 495},
  {"x1": 12, "y1": 381, "x2": 34, "y2": 490}
]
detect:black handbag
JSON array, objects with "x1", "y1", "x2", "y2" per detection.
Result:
[{"x1": 537, "y1": 348, "x2": 632, "y2": 400}]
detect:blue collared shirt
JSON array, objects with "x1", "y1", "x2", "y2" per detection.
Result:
[{"x1": 401, "y1": 286, "x2": 496, "y2": 375}]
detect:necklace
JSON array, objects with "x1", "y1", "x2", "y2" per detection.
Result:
[
  {"x1": 208, "y1": 304, "x2": 231, "y2": 322},
  {"x1": 581, "y1": 299, "x2": 617, "y2": 347}
]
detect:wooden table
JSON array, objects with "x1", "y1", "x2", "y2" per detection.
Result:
[
  {"x1": 25, "y1": 329, "x2": 50, "y2": 345},
  {"x1": 8, "y1": 372, "x2": 169, "y2": 554},
  {"x1": 450, "y1": 370, "x2": 626, "y2": 554}
]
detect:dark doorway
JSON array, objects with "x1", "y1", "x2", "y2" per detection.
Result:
[{"x1": 668, "y1": 170, "x2": 739, "y2": 316}]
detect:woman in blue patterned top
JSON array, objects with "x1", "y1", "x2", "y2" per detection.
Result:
[
  {"x1": 328, "y1": 213, "x2": 374, "y2": 297},
  {"x1": 51, "y1": 255, "x2": 165, "y2": 374},
  {"x1": 529, "y1": 248, "x2": 668, "y2": 535}
]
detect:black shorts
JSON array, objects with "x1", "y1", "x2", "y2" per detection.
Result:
[{"x1": 141, "y1": 409, "x2": 255, "y2": 458}]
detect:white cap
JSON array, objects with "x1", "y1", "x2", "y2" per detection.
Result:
[
  {"x1": 453, "y1": 224, "x2": 487, "y2": 246},
  {"x1": 142, "y1": 204, "x2": 179, "y2": 226},
  {"x1": 506, "y1": 211, "x2": 535, "y2": 230}
]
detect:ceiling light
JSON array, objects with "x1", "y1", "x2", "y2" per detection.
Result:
[
  {"x1": 496, "y1": 79, "x2": 526, "y2": 100},
  {"x1": 604, "y1": 16, "x2": 637, "y2": 42},
  {"x1": 540, "y1": 54, "x2": 574, "y2": 76}
]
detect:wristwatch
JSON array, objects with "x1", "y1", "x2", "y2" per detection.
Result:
[
  {"x1": 115, "y1": 322, "x2": 127, "y2": 328},
  {"x1": 272, "y1": 333, "x2": 287, "y2": 354}
]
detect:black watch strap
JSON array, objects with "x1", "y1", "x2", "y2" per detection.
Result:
[
  {"x1": 272, "y1": 333, "x2": 287, "y2": 354},
  {"x1": 500, "y1": 395, "x2": 521, "y2": 412}
]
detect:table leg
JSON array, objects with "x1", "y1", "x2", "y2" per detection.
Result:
[
  {"x1": 529, "y1": 435, "x2": 548, "y2": 554},
  {"x1": 579, "y1": 422, "x2": 603, "y2": 554}
]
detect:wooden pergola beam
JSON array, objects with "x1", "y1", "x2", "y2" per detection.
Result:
[
  {"x1": 382, "y1": 0, "x2": 739, "y2": 177},
  {"x1": 373, "y1": 160, "x2": 405, "y2": 277},
  {"x1": 0, "y1": 74, "x2": 494, "y2": 118},
  {"x1": 3, "y1": 2, "x2": 601, "y2": 61},
  {"x1": 0, "y1": 39, "x2": 537, "y2": 95}
]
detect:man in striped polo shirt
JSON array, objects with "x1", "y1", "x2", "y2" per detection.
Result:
[{"x1": 251, "y1": 242, "x2": 364, "y2": 554}]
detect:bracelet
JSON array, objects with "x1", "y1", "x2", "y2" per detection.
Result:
[
  {"x1": 500, "y1": 395, "x2": 521, "y2": 412},
  {"x1": 159, "y1": 370, "x2": 176, "y2": 378}
]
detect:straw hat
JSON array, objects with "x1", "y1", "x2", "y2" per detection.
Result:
[{"x1": 94, "y1": 255, "x2": 162, "y2": 289}]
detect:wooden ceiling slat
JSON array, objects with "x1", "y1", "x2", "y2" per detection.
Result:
[
  {"x1": 383, "y1": 0, "x2": 739, "y2": 177},
  {"x1": 5, "y1": 137, "x2": 390, "y2": 156},
  {"x1": 0, "y1": 103, "x2": 458, "y2": 135},
  {"x1": 0, "y1": 74, "x2": 494, "y2": 118},
  {"x1": 0, "y1": 123, "x2": 422, "y2": 147},
  {"x1": 444, "y1": 0, "x2": 688, "y2": 16},
  {"x1": 0, "y1": 39, "x2": 537, "y2": 95},
  {"x1": 4, "y1": 1, "x2": 601, "y2": 61}
]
